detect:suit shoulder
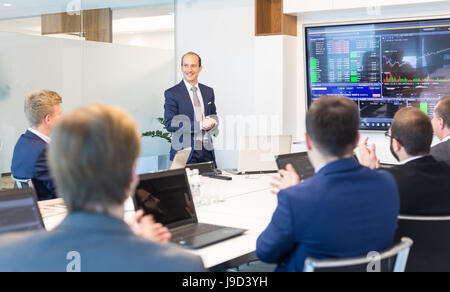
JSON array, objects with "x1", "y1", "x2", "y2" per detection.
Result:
[
  {"x1": 432, "y1": 140, "x2": 450, "y2": 152},
  {"x1": 128, "y1": 238, "x2": 204, "y2": 271},
  {"x1": 199, "y1": 83, "x2": 213, "y2": 90},
  {"x1": 15, "y1": 134, "x2": 46, "y2": 151}
]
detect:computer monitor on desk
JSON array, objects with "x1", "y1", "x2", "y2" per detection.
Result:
[{"x1": 0, "y1": 188, "x2": 45, "y2": 234}]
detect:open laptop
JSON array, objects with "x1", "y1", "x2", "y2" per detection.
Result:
[
  {"x1": 227, "y1": 135, "x2": 292, "y2": 175},
  {"x1": 133, "y1": 168, "x2": 246, "y2": 249},
  {"x1": 186, "y1": 161, "x2": 215, "y2": 175},
  {"x1": 0, "y1": 188, "x2": 45, "y2": 235},
  {"x1": 275, "y1": 152, "x2": 316, "y2": 181},
  {"x1": 170, "y1": 148, "x2": 192, "y2": 170}
]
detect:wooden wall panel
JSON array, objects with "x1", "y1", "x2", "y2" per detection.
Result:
[
  {"x1": 41, "y1": 8, "x2": 112, "y2": 43},
  {"x1": 255, "y1": 0, "x2": 297, "y2": 36}
]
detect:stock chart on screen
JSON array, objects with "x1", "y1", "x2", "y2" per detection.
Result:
[{"x1": 306, "y1": 19, "x2": 450, "y2": 130}]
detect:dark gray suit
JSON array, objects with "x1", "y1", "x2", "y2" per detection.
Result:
[
  {"x1": 0, "y1": 213, "x2": 205, "y2": 272},
  {"x1": 431, "y1": 139, "x2": 450, "y2": 165}
]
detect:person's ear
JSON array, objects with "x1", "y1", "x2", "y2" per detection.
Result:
[
  {"x1": 393, "y1": 138, "x2": 402, "y2": 152},
  {"x1": 130, "y1": 163, "x2": 139, "y2": 191},
  {"x1": 439, "y1": 117, "x2": 445, "y2": 130},
  {"x1": 43, "y1": 114, "x2": 52, "y2": 126},
  {"x1": 305, "y1": 133, "x2": 313, "y2": 151},
  {"x1": 355, "y1": 132, "x2": 361, "y2": 149}
]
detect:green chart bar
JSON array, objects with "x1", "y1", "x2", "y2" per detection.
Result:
[
  {"x1": 311, "y1": 58, "x2": 317, "y2": 70},
  {"x1": 312, "y1": 72, "x2": 318, "y2": 83},
  {"x1": 420, "y1": 103, "x2": 428, "y2": 115}
]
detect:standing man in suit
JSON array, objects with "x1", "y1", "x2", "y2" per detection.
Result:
[
  {"x1": 11, "y1": 90, "x2": 62, "y2": 200},
  {"x1": 431, "y1": 96, "x2": 450, "y2": 165},
  {"x1": 0, "y1": 104, "x2": 204, "y2": 272},
  {"x1": 360, "y1": 107, "x2": 450, "y2": 216},
  {"x1": 257, "y1": 96, "x2": 399, "y2": 272},
  {"x1": 164, "y1": 52, "x2": 218, "y2": 166}
]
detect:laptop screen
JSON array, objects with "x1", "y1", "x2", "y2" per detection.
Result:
[
  {"x1": 276, "y1": 152, "x2": 316, "y2": 181},
  {"x1": 134, "y1": 169, "x2": 196, "y2": 227},
  {"x1": 0, "y1": 188, "x2": 45, "y2": 235}
]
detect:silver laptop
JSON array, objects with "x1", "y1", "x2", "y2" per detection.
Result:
[
  {"x1": 170, "y1": 148, "x2": 192, "y2": 170},
  {"x1": 0, "y1": 188, "x2": 45, "y2": 234},
  {"x1": 133, "y1": 168, "x2": 246, "y2": 249},
  {"x1": 228, "y1": 135, "x2": 292, "y2": 174}
]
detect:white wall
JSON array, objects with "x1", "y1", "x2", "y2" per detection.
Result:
[
  {"x1": 0, "y1": 32, "x2": 174, "y2": 173},
  {"x1": 175, "y1": 0, "x2": 299, "y2": 169},
  {"x1": 175, "y1": 0, "x2": 256, "y2": 169}
]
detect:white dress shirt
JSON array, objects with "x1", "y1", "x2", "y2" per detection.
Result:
[
  {"x1": 442, "y1": 135, "x2": 450, "y2": 143},
  {"x1": 184, "y1": 79, "x2": 205, "y2": 120},
  {"x1": 401, "y1": 155, "x2": 424, "y2": 165},
  {"x1": 28, "y1": 128, "x2": 51, "y2": 144}
]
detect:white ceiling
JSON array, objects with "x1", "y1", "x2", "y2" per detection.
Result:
[{"x1": 0, "y1": 0, "x2": 174, "y2": 20}]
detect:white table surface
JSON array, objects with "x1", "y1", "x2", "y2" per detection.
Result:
[{"x1": 41, "y1": 173, "x2": 278, "y2": 270}]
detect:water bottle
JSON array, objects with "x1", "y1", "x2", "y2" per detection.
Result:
[{"x1": 188, "y1": 169, "x2": 202, "y2": 206}]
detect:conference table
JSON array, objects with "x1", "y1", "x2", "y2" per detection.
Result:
[{"x1": 38, "y1": 172, "x2": 278, "y2": 271}]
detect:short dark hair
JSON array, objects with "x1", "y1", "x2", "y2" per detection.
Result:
[
  {"x1": 391, "y1": 107, "x2": 433, "y2": 156},
  {"x1": 306, "y1": 96, "x2": 360, "y2": 158},
  {"x1": 435, "y1": 95, "x2": 450, "y2": 128},
  {"x1": 181, "y1": 52, "x2": 202, "y2": 67}
]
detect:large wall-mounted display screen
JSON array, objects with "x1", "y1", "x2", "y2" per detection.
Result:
[{"x1": 306, "y1": 19, "x2": 450, "y2": 130}]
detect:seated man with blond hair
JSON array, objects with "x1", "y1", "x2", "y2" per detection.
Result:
[
  {"x1": 11, "y1": 90, "x2": 62, "y2": 200},
  {"x1": 0, "y1": 104, "x2": 205, "y2": 272}
]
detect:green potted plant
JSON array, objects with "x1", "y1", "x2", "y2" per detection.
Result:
[{"x1": 142, "y1": 117, "x2": 172, "y2": 143}]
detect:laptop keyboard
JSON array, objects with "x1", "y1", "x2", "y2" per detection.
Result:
[{"x1": 171, "y1": 223, "x2": 222, "y2": 241}]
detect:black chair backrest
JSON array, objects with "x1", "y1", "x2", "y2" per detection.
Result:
[{"x1": 394, "y1": 216, "x2": 450, "y2": 272}]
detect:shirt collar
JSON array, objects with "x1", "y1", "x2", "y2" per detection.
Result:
[
  {"x1": 28, "y1": 128, "x2": 51, "y2": 144},
  {"x1": 183, "y1": 79, "x2": 199, "y2": 92},
  {"x1": 442, "y1": 135, "x2": 450, "y2": 143},
  {"x1": 315, "y1": 163, "x2": 326, "y2": 174},
  {"x1": 401, "y1": 155, "x2": 424, "y2": 165}
]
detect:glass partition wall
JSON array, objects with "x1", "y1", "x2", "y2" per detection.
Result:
[{"x1": 0, "y1": 0, "x2": 176, "y2": 189}]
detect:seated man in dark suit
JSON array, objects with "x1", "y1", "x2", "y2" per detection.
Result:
[
  {"x1": 0, "y1": 104, "x2": 204, "y2": 272},
  {"x1": 431, "y1": 96, "x2": 450, "y2": 165},
  {"x1": 360, "y1": 107, "x2": 450, "y2": 216},
  {"x1": 11, "y1": 90, "x2": 62, "y2": 200},
  {"x1": 257, "y1": 96, "x2": 400, "y2": 272}
]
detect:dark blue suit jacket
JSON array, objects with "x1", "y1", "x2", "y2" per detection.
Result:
[
  {"x1": 11, "y1": 130, "x2": 56, "y2": 201},
  {"x1": 256, "y1": 158, "x2": 400, "y2": 272},
  {"x1": 164, "y1": 81, "x2": 217, "y2": 162},
  {"x1": 0, "y1": 213, "x2": 205, "y2": 272}
]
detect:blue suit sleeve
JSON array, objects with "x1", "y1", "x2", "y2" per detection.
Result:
[
  {"x1": 256, "y1": 190, "x2": 296, "y2": 263},
  {"x1": 34, "y1": 148, "x2": 56, "y2": 194},
  {"x1": 205, "y1": 89, "x2": 219, "y2": 136}
]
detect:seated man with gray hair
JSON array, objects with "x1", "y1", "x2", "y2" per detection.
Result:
[
  {"x1": 0, "y1": 104, "x2": 205, "y2": 272},
  {"x1": 431, "y1": 95, "x2": 450, "y2": 165},
  {"x1": 11, "y1": 90, "x2": 63, "y2": 200}
]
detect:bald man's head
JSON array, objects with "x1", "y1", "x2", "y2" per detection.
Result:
[{"x1": 391, "y1": 107, "x2": 433, "y2": 156}]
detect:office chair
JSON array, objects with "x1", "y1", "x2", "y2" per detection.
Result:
[
  {"x1": 395, "y1": 215, "x2": 450, "y2": 272},
  {"x1": 303, "y1": 237, "x2": 413, "y2": 272},
  {"x1": 12, "y1": 176, "x2": 32, "y2": 189}
]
